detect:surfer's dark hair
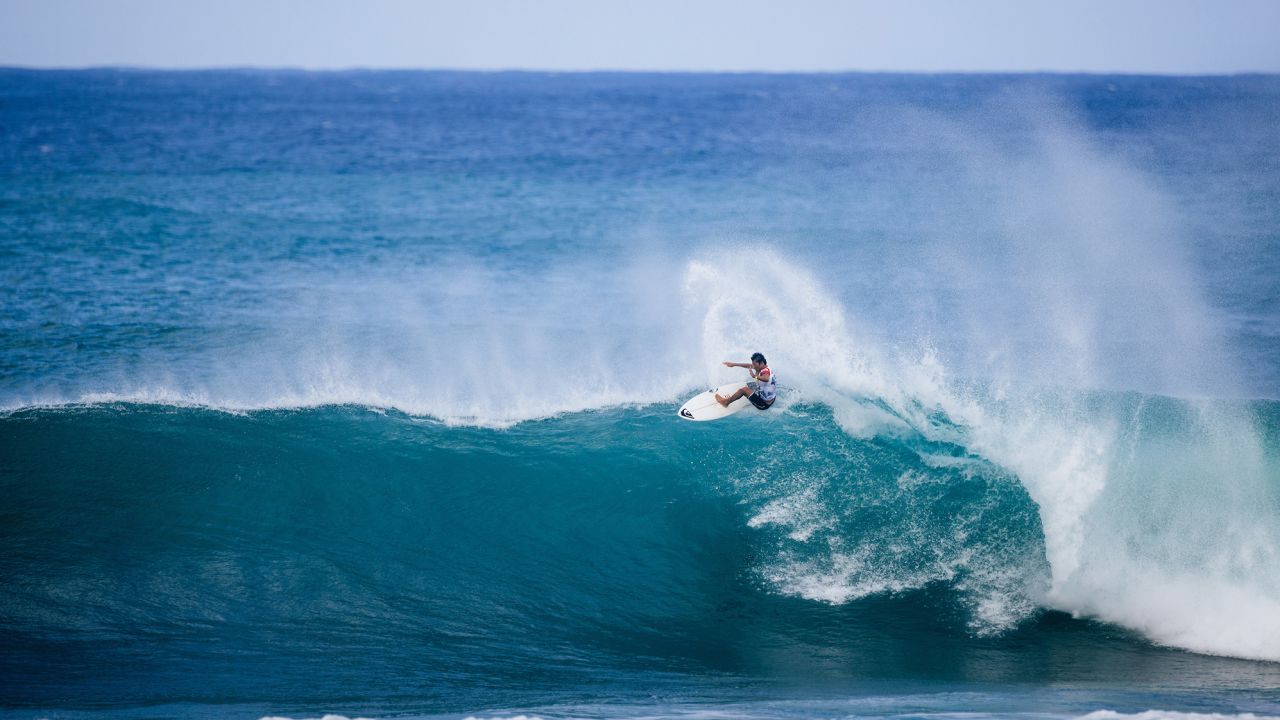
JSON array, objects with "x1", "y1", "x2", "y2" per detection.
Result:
[{"x1": 751, "y1": 352, "x2": 766, "y2": 364}]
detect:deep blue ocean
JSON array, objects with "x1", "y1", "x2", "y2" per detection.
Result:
[{"x1": 2, "y1": 70, "x2": 1280, "y2": 719}]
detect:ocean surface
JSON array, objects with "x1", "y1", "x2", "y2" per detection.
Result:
[{"x1": 2, "y1": 70, "x2": 1279, "y2": 719}]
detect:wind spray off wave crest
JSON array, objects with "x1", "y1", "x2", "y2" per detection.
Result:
[{"x1": 4, "y1": 255, "x2": 707, "y2": 425}]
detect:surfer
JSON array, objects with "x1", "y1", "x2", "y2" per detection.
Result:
[{"x1": 716, "y1": 353, "x2": 776, "y2": 409}]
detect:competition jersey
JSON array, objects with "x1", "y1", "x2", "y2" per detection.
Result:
[{"x1": 754, "y1": 367, "x2": 777, "y2": 401}]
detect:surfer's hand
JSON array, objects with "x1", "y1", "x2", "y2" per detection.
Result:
[{"x1": 722, "y1": 361, "x2": 734, "y2": 367}]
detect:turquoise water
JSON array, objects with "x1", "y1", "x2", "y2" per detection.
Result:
[{"x1": 2, "y1": 70, "x2": 1279, "y2": 718}]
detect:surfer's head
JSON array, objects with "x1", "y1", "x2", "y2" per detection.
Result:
[{"x1": 751, "y1": 352, "x2": 767, "y2": 368}]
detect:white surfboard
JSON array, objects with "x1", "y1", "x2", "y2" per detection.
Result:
[{"x1": 677, "y1": 381, "x2": 755, "y2": 421}]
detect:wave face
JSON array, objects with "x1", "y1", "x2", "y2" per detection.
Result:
[
  {"x1": 3, "y1": 71, "x2": 1280, "y2": 716},
  {"x1": 4, "y1": 400, "x2": 1280, "y2": 714}
]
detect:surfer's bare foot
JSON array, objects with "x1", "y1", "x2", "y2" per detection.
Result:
[{"x1": 715, "y1": 393, "x2": 729, "y2": 406}]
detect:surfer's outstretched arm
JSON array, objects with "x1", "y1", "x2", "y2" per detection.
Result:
[{"x1": 723, "y1": 361, "x2": 759, "y2": 376}]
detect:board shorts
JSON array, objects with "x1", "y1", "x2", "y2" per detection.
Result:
[{"x1": 748, "y1": 392, "x2": 772, "y2": 410}]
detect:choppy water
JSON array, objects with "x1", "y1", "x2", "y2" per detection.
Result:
[{"x1": 2, "y1": 70, "x2": 1279, "y2": 719}]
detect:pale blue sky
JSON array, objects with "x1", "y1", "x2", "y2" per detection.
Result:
[{"x1": 2, "y1": 0, "x2": 1278, "y2": 73}]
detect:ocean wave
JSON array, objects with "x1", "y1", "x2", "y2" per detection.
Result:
[{"x1": 5, "y1": 248, "x2": 1280, "y2": 663}]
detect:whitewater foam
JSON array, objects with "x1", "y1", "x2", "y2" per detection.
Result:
[{"x1": 1080, "y1": 713, "x2": 1280, "y2": 720}]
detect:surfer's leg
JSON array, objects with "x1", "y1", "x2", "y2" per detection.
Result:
[{"x1": 715, "y1": 386, "x2": 749, "y2": 406}]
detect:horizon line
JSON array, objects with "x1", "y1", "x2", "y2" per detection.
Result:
[{"x1": 2, "y1": 64, "x2": 1278, "y2": 78}]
